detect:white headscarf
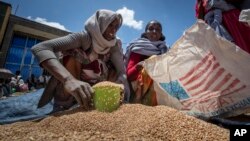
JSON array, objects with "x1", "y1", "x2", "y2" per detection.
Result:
[{"x1": 85, "y1": 9, "x2": 123, "y2": 54}]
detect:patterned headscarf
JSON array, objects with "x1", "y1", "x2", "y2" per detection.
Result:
[
  {"x1": 85, "y1": 9, "x2": 123, "y2": 54},
  {"x1": 124, "y1": 38, "x2": 168, "y2": 67}
]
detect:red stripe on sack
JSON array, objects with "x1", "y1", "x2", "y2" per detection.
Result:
[
  {"x1": 199, "y1": 85, "x2": 246, "y2": 104},
  {"x1": 221, "y1": 79, "x2": 240, "y2": 94},
  {"x1": 181, "y1": 91, "x2": 211, "y2": 108},
  {"x1": 198, "y1": 91, "x2": 221, "y2": 104},
  {"x1": 213, "y1": 73, "x2": 232, "y2": 91},
  {"x1": 222, "y1": 85, "x2": 246, "y2": 96},
  {"x1": 182, "y1": 58, "x2": 215, "y2": 86},
  {"x1": 185, "y1": 62, "x2": 220, "y2": 91},
  {"x1": 182, "y1": 82, "x2": 245, "y2": 107},
  {"x1": 191, "y1": 68, "x2": 225, "y2": 96},
  {"x1": 180, "y1": 52, "x2": 213, "y2": 81}
]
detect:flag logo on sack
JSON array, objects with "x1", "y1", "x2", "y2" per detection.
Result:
[{"x1": 160, "y1": 52, "x2": 246, "y2": 110}]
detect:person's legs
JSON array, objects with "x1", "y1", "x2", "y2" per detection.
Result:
[
  {"x1": 53, "y1": 56, "x2": 82, "y2": 112},
  {"x1": 60, "y1": 56, "x2": 81, "y2": 99},
  {"x1": 131, "y1": 69, "x2": 157, "y2": 106}
]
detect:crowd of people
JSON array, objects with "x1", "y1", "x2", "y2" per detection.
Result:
[
  {"x1": 0, "y1": 70, "x2": 50, "y2": 98},
  {"x1": 0, "y1": 70, "x2": 27, "y2": 98}
]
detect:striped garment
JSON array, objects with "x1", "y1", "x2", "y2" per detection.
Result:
[{"x1": 124, "y1": 38, "x2": 168, "y2": 67}]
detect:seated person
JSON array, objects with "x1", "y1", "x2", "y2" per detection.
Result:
[
  {"x1": 195, "y1": 0, "x2": 250, "y2": 54},
  {"x1": 31, "y1": 9, "x2": 130, "y2": 112},
  {"x1": 125, "y1": 20, "x2": 168, "y2": 105},
  {"x1": 38, "y1": 71, "x2": 51, "y2": 88},
  {"x1": 27, "y1": 74, "x2": 38, "y2": 90}
]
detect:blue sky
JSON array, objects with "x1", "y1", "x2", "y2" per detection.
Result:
[{"x1": 3, "y1": 0, "x2": 197, "y2": 51}]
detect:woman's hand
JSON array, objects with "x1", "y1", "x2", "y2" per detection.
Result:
[
  {"x1": 64, "y1": 77, "x2": 94, "y2": 109},
  {"x1": 136, "y1": 61, "x2": 144, "y2": 71},
  {"x1": 116, "y1": 74, "x2": 130, "y2": 102},
  {"x1": 41, "y1": 59, "x2": 94, "y2": 109}
]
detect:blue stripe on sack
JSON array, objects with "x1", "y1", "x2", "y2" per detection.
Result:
[{"x1": 159, "y1": 80, "x2": 189, "y2": 100}]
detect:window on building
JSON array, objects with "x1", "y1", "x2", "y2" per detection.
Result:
[{"x1": 5, "y1": 34, "x2": 44, "y2": 81}]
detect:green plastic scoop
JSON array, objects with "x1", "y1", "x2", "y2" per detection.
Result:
[{"x1": 92, "y1": 81, "x2": 124, "y2": 112}]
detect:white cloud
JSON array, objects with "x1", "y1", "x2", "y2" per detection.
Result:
[
  {"x1": 116, "y1": 7, "x2": 143, "y2": 30},
  {"x1": 27, "y1": 16, "x2": 69, "y2": 31}
]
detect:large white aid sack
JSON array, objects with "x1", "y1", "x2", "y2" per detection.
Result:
[{"x1": 143, "y1": 20, "x2": 250, "y2": 118}]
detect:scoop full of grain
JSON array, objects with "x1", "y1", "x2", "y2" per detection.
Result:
[
  {"x1": 92, "y1": 81, "x2": 124, "y2": 112},
  {"x1": 0, "y1": 104, "x2": 229, "y2": 141}
]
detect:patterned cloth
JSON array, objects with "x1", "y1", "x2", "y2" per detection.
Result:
[
  {"x1": 85, "y1": 9, "x2": 122, "y2": 54},
  {"x1": 131, "y1": 69, "x2": 157, "y2": 106},
  {"x1": 125, "y1": 38, "x2": 167, "y2": 105},
  {"x1": 62, "y1": 48, "x2": 112, "y2": 85},
  {"x1": 204, "y1": 9, "x2": 234, "y2": 41},
  {"x1": 124, "y1": 38, "x2": 168, "y2": 67},
  {"x1": 33, "y1": 9, "x2": 129, "y2": 110},
  {"x1": 196, "y1": 0, "x2": 250, "y2": 54}
]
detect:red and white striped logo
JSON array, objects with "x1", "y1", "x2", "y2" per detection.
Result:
[{"x1": 180, "y1": 52, "x2": 246, "y2": 109}]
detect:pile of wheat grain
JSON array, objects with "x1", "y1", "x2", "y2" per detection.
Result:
[{"x1": 0, "y1": 104, "x2": 229, "y2": 141}]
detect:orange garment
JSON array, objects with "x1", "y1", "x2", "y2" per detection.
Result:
[{"x1": 131, "y1": 69, "x2": 157, "y2": 106}]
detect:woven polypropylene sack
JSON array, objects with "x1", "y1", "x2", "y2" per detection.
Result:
[{"x1": 143, "y1": 20, "x2": 250, "y2": 119}]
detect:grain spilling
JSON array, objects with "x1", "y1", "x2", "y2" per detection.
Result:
[{"x1": 0, "y1": 104, "x2": 229, "y2": 140}]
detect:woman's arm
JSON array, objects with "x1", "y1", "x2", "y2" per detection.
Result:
[
  {"x1": 109, "y1": 39, "x2": 126, "y2": 76},
  {"x1": 31, "y1": 32, "x2": 93, "y2": 108},
  {"x1": 110, "y1": 39, "x2": 130, "y2": 102},
  {"x1": 32, "y1": 32, "x2": 90, "y2": 63},
  {"x1": 126, "y1": 52, "x2": 147, "y2": 81}
]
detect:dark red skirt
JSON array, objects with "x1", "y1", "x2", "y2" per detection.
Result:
[{"x1": 222, "y1": 9, "x2": 250, "y2": 54}]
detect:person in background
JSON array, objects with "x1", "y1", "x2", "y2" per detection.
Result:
[
  {"x1": 3, "y1": 78, "x2": 11, "y2": 96},
  {"x1": 14, "y1": 70, "x2": 22, "y2": 85},
  {"x1": 125, "y1": 20, "x2": 168, "y2": 106},
  {"x1": 27, "y1": 74, "x2": 38, "y2": 90},
  {"x1": 32, "y1": 9, "x2": 130, "y2": 112},
  {"x1": 18, "y1": 79, "x2": 29, "y2": 92},
  {"x1": 10, "y1": 70, "x2": 25, "y2": 92},
  {"x1": 38, "y1": 71, "x2": 51, "y2": 88},
  {"x1": 0, "y1": 78, "x2": 8, "y2": 98},
  {"x1": 195, "y1": 0, "x2": 250, "y2": 54}
]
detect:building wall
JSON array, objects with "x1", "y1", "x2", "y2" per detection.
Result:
[
  {"x1": 0, "y1": 8, "x2": 70, "y2": 80},
  {"x1": 0, "y1": 1, "x2": 11, "y2": 47}
]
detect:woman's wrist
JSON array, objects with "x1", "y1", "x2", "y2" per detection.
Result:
[{"x1": 63, "y1": 75, "x2": 75, "y2": 84}]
